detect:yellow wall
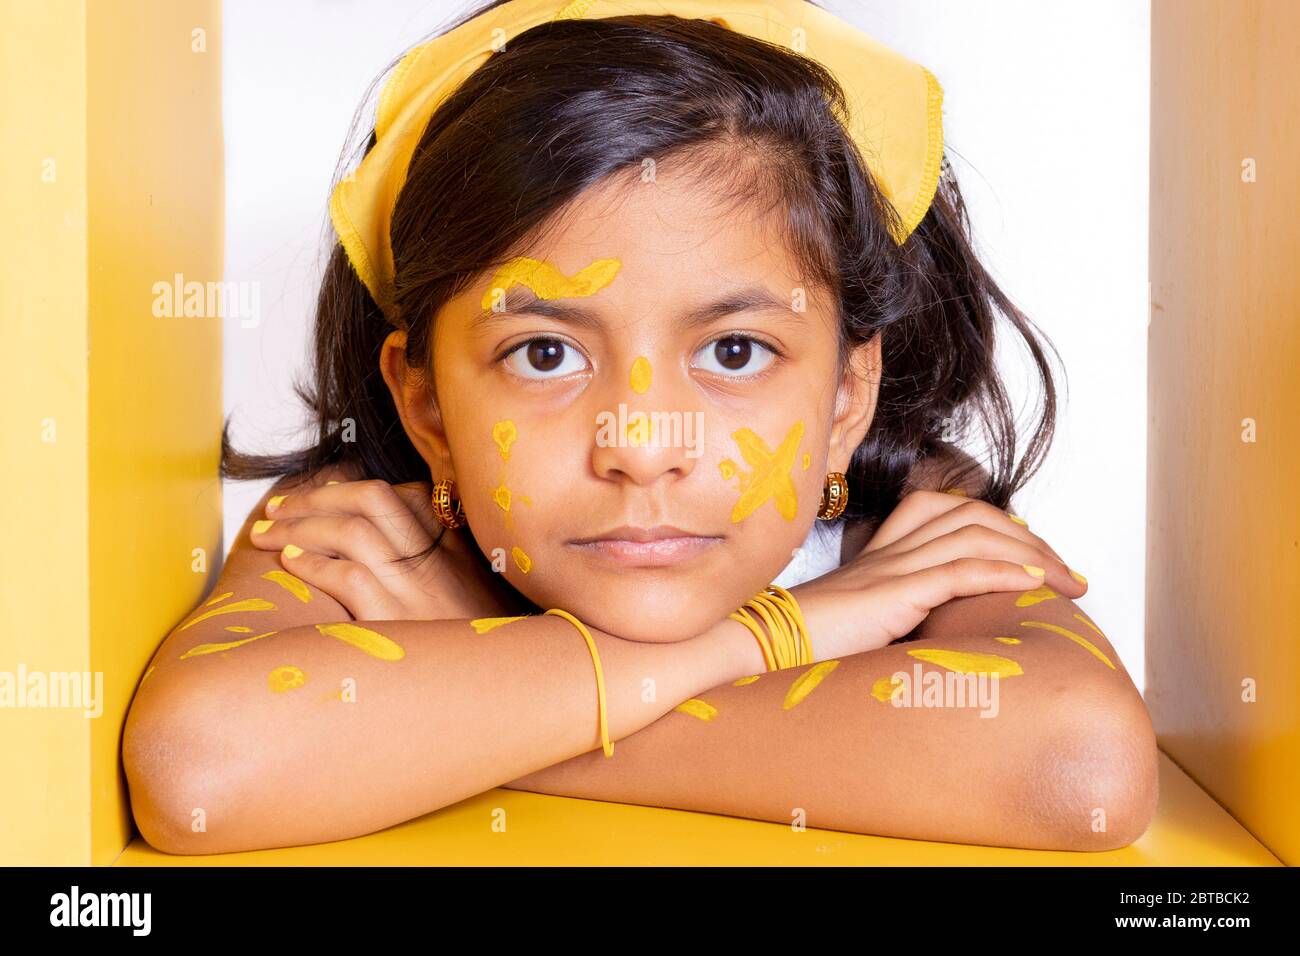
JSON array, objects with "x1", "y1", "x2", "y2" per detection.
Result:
[
  {"x1": 0, "y1": 0, "x2": 222, "y2": 866},
  {"x1": 1148, "y1": 0, "x2": 1300, "y2": 865}
]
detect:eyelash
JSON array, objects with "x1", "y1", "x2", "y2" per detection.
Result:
[{"x1": 495, "y1": 333, "x2": 786, "y2": 383}]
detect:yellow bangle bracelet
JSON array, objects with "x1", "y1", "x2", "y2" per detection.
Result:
[
  {"x1": 543, "y1": 607, "x2": 614, "y2": 758},
  {"x1": 728, "y1": 585, "x2": 814, "y2": 671}
]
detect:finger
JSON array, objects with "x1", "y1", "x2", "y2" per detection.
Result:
[
  {"x1": 888, "y1": 522, "x2": 1084, "y2": 598},
  {"x1": 880, "y1": 496, "x2": 1072, "y2": 576},
  {"x1": 251, "y1": 513, "x2": 399, "y2": 569},
  {"x1": 889, "y1": 556, "x2": 1056, "y2": 616},
  {"x1": 278, "y1": 545, "x2": 400, "y2": 621},
  {"x1": 267, "y1": 479, "x2": 433, "y2": 558},
  {"x1": 862, "y1": 489, "x2": 979, "y2": 553}
]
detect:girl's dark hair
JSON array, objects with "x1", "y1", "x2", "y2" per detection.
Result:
[{"x1": 224, "y1": 0, "x2": 1062, "y2": 561}]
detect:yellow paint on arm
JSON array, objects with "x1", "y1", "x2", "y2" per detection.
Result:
[
  {"x1": 675, "y1": 698, "x2": 719, "y2": 721},
  {"x1": 782, "y1": 659, "x2": 840, "y2": 710},
  {"x1": 268, "y1": 665, "x2": 307, "y2": 693},
  {"x1": 733, "y1": 675, "x2": 761, "y2": 686},
  {"x1": 177, "y1": 597, "x2": 277, "y2": 631},
  {"x1": 226, "y1": 626, "x2": 253, "y2": 633},
  {"x1": 906, "y1": 648, "x2": 1024, "y2": 677},
  {"x1": 314, "y1": 622, "x2": 406, "y2": 661},
  {"x1": 205, "y1": 591, "x2": 233, "y2": 606},
  {"x1": 1014, "y1": 586, "x2": 1058, "y2": 607},
  {"x1": 470, "y1": 616, "x2": 528, "y2": 634},
  {"x1": 180, "y1": 630, "x2": 278, "y2": 659},
  {"x1": 870, "y1": 674, "x2": 905, "y2": 703},
  {"x1": 994, "y1": 637, "x2": 1022, "y2": 645},
  {"x1": 261, "y1": 569, "x2": 312, "y2": 603},
  {"x1": 1019, "y1": 620, "x2": 1116, "y2": 669}
]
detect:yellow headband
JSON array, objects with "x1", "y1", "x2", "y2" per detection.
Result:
[{"x1": 329, "y1": 0, "x2": 944, "y2": 323}]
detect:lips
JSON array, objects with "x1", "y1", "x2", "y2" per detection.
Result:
[{"x1": 567, "y1": 525, "x2": 723, "y2": 568}]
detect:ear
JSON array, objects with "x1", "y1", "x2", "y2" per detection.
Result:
[
  {"x1": 378, "y1": 329, "x2": 453, "y2": 477},
  {"x1": 826, "y1": 331, "x2": 882, "y2": 473}
]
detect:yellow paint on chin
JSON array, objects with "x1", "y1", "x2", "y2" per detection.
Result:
[
  {"x1": 480, "y1": 256, "x2": 622, "y2": 310},
  {"x1": 782, "y1": 659, "x2": 840, "y2": 710},
  {"x1": 511, "y1": 546, "x2": 533, "y2": 574},
  {"x1": 675, "y1": 698, "x2": 719, "y2": 721},
  {"x1": 725, "y1": 420, "x2": 805, "y2": 523},
  {"x1": 470, "y1": 616, "x2": 527, "y2": 634},
  {"x1": 733, "y1": 675, "x2": 761, "y2": 686},
  {"x1": 262, "y1": 569, "x2": 312, "y2": 603},
  {"x1": 181, "y1": 630, "x2": 278, "y2": 659},
  {"x1": 1020, "y1": 620, "x2": 1116, "y2": 669},
  {"x1": 492, "y1": 484, "x2": 512, "y2": 513},
  {"x1": 205, "y1": 591, "x2": 233, "y2": 606},
  {"x1": 994, "y1": 637, "x2": 1022, "y2": 645},
  {"x1": 629, "y1": 355, "x2": 653, "y2": 394},
  {"x1": 177, "y1": 597, "x2": 277, "y2": 631},
  {"x1": 1015, "y1": 586, "x2": 1058, "y2": 607},
  {"x1": 268, "y1": 664, "x2": 307, "y2": 693},
  {"x1": 906, "y1": 648, "x2": 1024, "y2": 678},
  {"x1": 315, "y1": 622, "x2": 406, "y2": 661},
  {"x1": 492, "y1": 420, "x2": 517, "y2": 462},
  {"x1": 871, "y1": 675, "x2": 905, "y2": 703}
]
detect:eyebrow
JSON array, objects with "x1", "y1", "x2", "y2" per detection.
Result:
[{"x1": 471, "y1": 285, "x2": 800, "y2": 332}]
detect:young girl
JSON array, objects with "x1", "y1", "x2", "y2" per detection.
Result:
[{"x1": 123, "y1": 0, "x2": 1157, "y2": 856}]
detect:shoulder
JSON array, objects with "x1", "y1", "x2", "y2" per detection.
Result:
[{"x1": 903, "y1": 442, "x2": 992, "y2": 497}]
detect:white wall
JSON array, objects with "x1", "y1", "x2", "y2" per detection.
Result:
[{"x1": 222, "y1": 0, "x2": 1150, "y2": 686}]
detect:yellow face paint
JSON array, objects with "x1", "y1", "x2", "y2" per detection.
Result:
[
  {"x1": 226, "y1": 626, "x2": 253, "y2": 633},
  {"x1": 994, "y1": 637, "x2": 1022, "y2": 645},
  {"x1": 178, "y1": 597, "x2": 277, "y2": 631},
  {"x1": 724, "y1": 420, "x2": 805, "y2": 523},
  {"x1": 1020, "y1": 620, "x2": 1116, "y2": 669},
  {"x1": 1014, "y1": 586, "x2": 1058, "y2": 607},
  {"x1": 626, "y1": 414, "x2": 652, "y2": 446},
  {"x1": 492, "y1": 484, "x2": 512, "y2": 512},
  {"x1": 511, "y1": 546, "x2": 532, "y2": 573},
  {"x1": 315, "y1": 622, "x2": 405, "y2": 661},
  {"x1": 733, "y1": 675, "x2": 761, "y2": 686},
  {"x1": 629, "y1": 356, "x2": 652, "y2": 394},
  {"x1": 783, "y1": 659, "x2": 840, "y2": 710},
  {"x1": 180, "y1": 630, "x2": 278, "y2": 659},
  {"x1": 205, "y1": 591, "x2": 233, "y2": 606},
  {"x1": 718, "y1": 460, "x2": 737, "y2": 481},
  {"x1": 268, "y1": 665, "x2": 307, "y2": 693},
  {"x1": 906, "y1": 648, "x2": 1024, "y2": 678},
  {"x1": 801, "y1": 453, "x2": 811, "y2": 471},
  {"x1": 470, "y1": 616, "x2": 527, "y2": 634},
  {"x1": 519, "y1": 495, "x2": 533, "y2": 507},
  {"x1": 675, "y1": 698, "x2": 718, "y2": 721},
  {"x1": 261, "y1": 569, "x2": 312, "y2": 603},
  {"x1": 492, "y1": 420, "x2": 517, "y2": 461},
  {"x1": 480, "y1": 256, "x2": 622, "y2": 310},
  {"x1": 871, "y1": 674, "x2": 905, "y2": 703}
]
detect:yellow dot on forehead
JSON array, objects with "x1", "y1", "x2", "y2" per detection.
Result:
[{"x1": 629, "y1": 356, "x2": 652, "y2": 394}]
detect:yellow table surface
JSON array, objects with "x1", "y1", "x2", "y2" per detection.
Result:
[{"x1": 114, "y1": 750, "x2": 1282, "y2": 866}]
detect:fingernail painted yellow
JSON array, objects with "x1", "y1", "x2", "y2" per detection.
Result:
[
  {"x1": 267, "y1": 494, "x2": 286, "y2": 510},
  {"x1": 492, "y1": 420, "x2": 517, "y2": 461},
  {"x1": 675, "y1": 698, "x2": 719, "y2": 721},
  {"x1": 480, "y1": 256, "x2": 622, "y2": 310},
  {"x1": 1022, "y1": 564, "x2": 1045, "y2": 578},
  {"x1": 181, "y1": 630, "x2": 278, "y2": 659},
  {"x1": 1019, "y1": 620, "x2": 1116, "y2": 669},
  {"x1": 262, "y1": 569, "x2": 312, "y2": 603},
  {"x1": 470, "y1": 616, "x2": 527, "y2": 634},
  {"x1": 906, "y1": 648, "x2": 1024, "y2": 678},
  {"x1": 783, "y1": 659, "x2": 840, "y2": 709},
  {"x1": 252, "y1": 519, "x2": 274, "y2": 535},
  {"x1": 315, "y1": 622, "x2": 405, "y2": 661},
  {"x1": 1014, "y1": 586, "x2": 1057, "y2": 607},
  {"x1": 511, "y1": 546, "x2": 532, "y2": 573},
  {"x1": 283, "y1": 544, "x2": 304, "y2": 559},
  {"x1": 724, "y1": 421, "x2": 805, "y2": 523},
  {"x1": 178, "y1": 597, "x2": 277, "y2": 631},
  {"x1": 1069, "y1": 568, "x2": 1088, "y2": 585},
  {"x1": 629, "y1": 355, "x2": 652, "y2": 394},
  {"x1": 268, "y1": 664, "x2": 307, "y2": 693}
]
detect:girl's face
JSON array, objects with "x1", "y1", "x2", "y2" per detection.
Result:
[{"x1": 387, "y1": 163, "x2": 880, "y2": 642}]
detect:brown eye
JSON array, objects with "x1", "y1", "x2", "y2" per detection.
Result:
[
  {"x1": 503, "y1": 337, "x2": 589, "y2": 380},
  {"x1": 692, "y1": 335, "x2": 776, "y2": 377}
]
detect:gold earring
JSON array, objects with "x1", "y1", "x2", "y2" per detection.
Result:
[
  {"x1": 431, "y1": 477, "x2": 466, "y2": 529},
  {"x1": 817, "y1": 471, "x2": 848, "y2": 520}
]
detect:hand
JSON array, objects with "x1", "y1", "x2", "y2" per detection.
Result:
[
  {"x1": 791, "y1": 490, "x2": 1086, "y2": 660},
  {"x1": 249, "y1": 477, "x2": 520, "y2": 621}
]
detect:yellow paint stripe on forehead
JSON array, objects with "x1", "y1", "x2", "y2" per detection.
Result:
[{"x1": 480, "y1": 257, "x2": 621, "y2": 310}]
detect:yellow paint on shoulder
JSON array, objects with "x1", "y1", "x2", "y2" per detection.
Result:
[
  {"x1": 1073, "y1": 611, "x2": 1105, "y2": 637},
  {"x1": 470, "y1": 616, "x2": 528, "y2": 634},
  {"x1": 675, "y1": 698, "x2": 719, "y2": 721},
  {"x1": 315, "y1": 622, "x2": 405, "y2": 661},
  {"x1": 268, "y1": 664, "x2": 307, "y2": 693},
  {"x1": 1014, "y1": 586, "x2": 1058, "y2": 607},
  {"x1": 629, "y1": 355, "x2": 652, "y2": 394},
  {"x1": 492, "y1": 419, "x2": 517, "y2": 461},
  {"x1": 782, "y1": 659, "x2": 840, "y2": 710},
  {"x1": 733, "y1": 675, "x2": 761, "y2": 686},
  {"x1": 728, "y1": 420, "x2": 805, "y2": 523},
  {"x1": 870, "y1": 674, "x2": 904, "y2": 703},
  {"x1": 1008, "y1": 514, "x2": 1028, "y2": 526},
  {"x1": 480, "y1": 256, "x2": 622, "y2": 310},
  {"x1": 994, "y1": 637, "x2": 1022, "y2": 645},
  {"x1": 177, "y1": 597, "x2": 277, "y2": 631},
  {"x1": 906, "y1": 648, "x2": 1024, "y2": 678},
  {"x1": 492, "y1": 484, "x2": 512, "y2": 512},
  {"x1": 1019, "y1": 620, "x2": 1116, "y2": 669},
  {"x1": 141, "y1": 664, "x2": 156, "y2": 684},
  {"x1": 226, "y1": 625, "x2": 253, "y2": 633},
  {"x1": 180, "y1": 630, "x2": 278, "y2": 659},
  {"x1": 511, "y1": 546, "x2": 532, "y2": 574},
  {"x1": 262, "y1": 569, "x2": 312, "y2": 603},
  {"x1": 205, "y1": 591, "x2": 233, "y2": 606}
]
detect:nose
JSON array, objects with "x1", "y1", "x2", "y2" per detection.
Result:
[{"x1": 589, "y1": 365, "x2": 700, "y2": 486}]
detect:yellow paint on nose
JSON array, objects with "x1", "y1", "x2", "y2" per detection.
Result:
[{"x1": 629, "y1": 355, "x2": 652, "y2": 394}]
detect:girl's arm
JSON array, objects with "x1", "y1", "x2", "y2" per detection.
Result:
[{"x1": 504, "y1": 587, "x2": 1156, "y2": 852}]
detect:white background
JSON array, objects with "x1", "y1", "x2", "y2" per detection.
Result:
[{"x1": 221, "y1": 0, "x2": 1150, "y2": 685}]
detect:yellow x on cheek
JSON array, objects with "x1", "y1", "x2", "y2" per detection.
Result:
[{"x1": 722, "y1": 420, "x2": 805, "y2": 523}]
